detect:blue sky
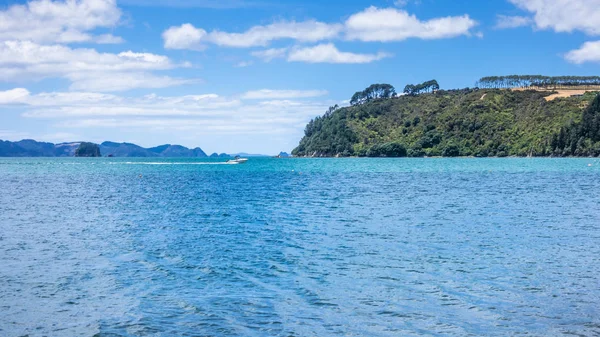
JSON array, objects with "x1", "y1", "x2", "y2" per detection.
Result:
[{"x1": 0, "y1": 0, "x2": 599, "y2": 154}]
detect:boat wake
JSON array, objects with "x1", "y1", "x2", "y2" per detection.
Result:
[{"x1": 113, "y1": 162, "x2": 239, "y2": 165}]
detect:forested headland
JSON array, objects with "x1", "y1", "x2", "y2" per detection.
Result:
[{"x1": 293, "y1": 78, "x2": 600, "y2": 157}]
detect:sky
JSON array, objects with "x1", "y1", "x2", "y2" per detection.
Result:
[{"x1": 0, "y1": 0, "x2": 599, "y2": 154}]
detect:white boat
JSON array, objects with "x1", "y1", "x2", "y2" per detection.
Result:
[{"x1": 226, "y1": 157, "x2": 248, "y2": 164}]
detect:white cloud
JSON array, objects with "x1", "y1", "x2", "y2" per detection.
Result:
[
  {"x1": 54, "y1": 118, "x2": 310, "y2": 136},
  {"x1": 508, "y1": 0, "x2": 600, "y2": 35},
  {"x1": 163, "y1": 21, "x2": 342, "y2": 49},
  {"x1": 565, "y1": 41, "x2": 600, "y2": 64},
  {"x1": 0, "y1": 88, "x2": 332, "y2": 137},
  {"x1": 0, "y1": 88, "x2": 31, "y2": 104},
  {"x1": 0, "y1": 0, "x2": 122, "y2": 44},
  {"x1": 251, "y1": 44, "x2": 390, "y2": 64},
  {"x1": 67, "y1": 72, "x2": 195, "y2": 92},
  {"x1": 208, "y1": 21, "x2": 343, "y2": 47},
  {"x1": 17, "y1": 91, "x2": 120, "y2": 106},
  {"x1": 287, "y1": 43, "x2": 391, "y2": 64},
  {"x1": 0, "y1": 41, "x2": 191, "y2": 92},
  {"x1": 162, "y1": 23, "x2": 207, "y2": 50},
  {"x1": 344, "y1": 6, "x2": 477, "y2": 42},
  {"x1": 164, "y1": 7, "x2": 476, "y2": 51},
  {"x1": 95, "y1": 34, "x2": 125, "y2": 44},
  {"x1": 495, "y1": 15, "x2": 532, "y2": 29},
  {"x1": 242, "y1": 89, "x2": 328, "y2": 99},
  {"x1": 251, "y1": 48, "x2": 289, "y2": 62}
]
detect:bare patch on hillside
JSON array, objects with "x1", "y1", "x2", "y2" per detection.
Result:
[{"x1": 511, "y1": 87, "x2": 599, "y2": 101}]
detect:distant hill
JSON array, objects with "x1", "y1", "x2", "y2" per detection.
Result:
[
  {"x1": 209, "y1": 153, "x2": 231, "y2": 158},
  {"x1": 0, "y1": 140, "x2": 209, "y2": 157},
  {"x1": 0, "y1": 139, "x2": 79, "y2": 157},
  {"x1": 148, "y1": 144, "x2": 207, "y2": 157},
  {"x1": 99, "y1": 142, "x2": 207, "y2": 157},
  {"x1": 293, "y1": 87, "x2": 600, "y2": 157}
]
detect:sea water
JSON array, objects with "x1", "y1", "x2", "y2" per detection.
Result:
[{"x1": 1, "y1": 158, "x2": 599, "y2": 336}]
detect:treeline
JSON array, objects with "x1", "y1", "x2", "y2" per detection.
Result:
[
  {"x1": 476, "y1": 75, "x2": 600, "y2": 89},
  {"x1": 350, "y1": 84, "x2": 396, "y2": 106},
  {"x1": 550, "y1": 94, "x2": 600, "y2": 156},
  {"x1": 403, "y1": 80, "x2": 439, "y2": 96},
  {"x1": 350, "y1": 81, "x2": 440, "y2": 106}
]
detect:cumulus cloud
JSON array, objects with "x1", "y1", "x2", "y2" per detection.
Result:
[
  {"x1": 0, "y1": 0, "x2": 123, "y2": 44},
  {"x1": 344, "y1": 7, "x2": 477, "y2": 42},
  {"x1": 565, "y1": 41, "x2": 600, "y2": 64},
  {"x1": 208, "y1": 21, "x2": 343, "y2": 47},
  {"x1": 287, "y1": 44, "x2": 391, "y2": 64},
  {"x1": 0, "y1": 41, "x2": 191, "y2": 92},
  {"x1": 163, "y1": 21, "x2": 342, "y2": 49},
  {"x1": 494, "y1": 15, "x2": 532, "y2": 29},
  {"x1": 0, "y1": 88, "x2": 31, "y2": 104},
  {"x1": 508, "y1": 0, "x2": 600, "y2": 35},
  {"x1": 162, "y1": 23, "x2": 207, "y2": 50},
  {"x1": 162, "y1": 6, "x2": 476, "y2": 50}
]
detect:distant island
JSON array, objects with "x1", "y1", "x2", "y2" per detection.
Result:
[
  {"x1": 0, "y1": 140, "x2": 211, "y2": 157},
  {"x1": 293, "y1": 76, "x2": 600, "y2": 157},
  {"x1": 74, "y1": 142, "x2": 101, "y2": 157},
  {"x1": 0, "y1": 140, "x2": 277, "y2": 158}
]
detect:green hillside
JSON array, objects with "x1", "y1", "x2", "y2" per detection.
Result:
[{"x1": 293, "y1": 88, "x2": 600, "y2": 157}]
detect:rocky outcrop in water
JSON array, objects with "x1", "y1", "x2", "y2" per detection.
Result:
[{"x1": 75, "y1": 142, "x2": 101, "y2": 157}]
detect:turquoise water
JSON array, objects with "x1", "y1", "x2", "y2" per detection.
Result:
[{"x1": 1, "y1": 158, "x2": 599, "y2": 336}]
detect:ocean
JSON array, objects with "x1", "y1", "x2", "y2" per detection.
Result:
[{"x1": 1, "y1": 157, "x2": 599, "y2": 336}]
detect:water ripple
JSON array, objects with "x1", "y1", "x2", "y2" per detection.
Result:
[{"x1": 0, "y1": 158, "x2": 599, "y2": 336}]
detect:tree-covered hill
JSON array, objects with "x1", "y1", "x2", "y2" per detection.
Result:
[
  {"x1": 75, "y1": 142, "x2": 101, "y2": 157},
  {"x1": 293, "y1": 87, "x2": 600, "y2": 157}
]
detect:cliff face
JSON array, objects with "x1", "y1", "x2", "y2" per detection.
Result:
[{"x1": 293, "y1": 89, "x2": 600, "y2": 157}]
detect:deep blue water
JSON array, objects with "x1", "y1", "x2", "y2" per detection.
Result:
[{"x1": 1, "y1": 158, "x2": 600, "y2": 336}]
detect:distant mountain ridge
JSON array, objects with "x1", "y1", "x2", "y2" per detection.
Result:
[
  {"x1": 0, "y1": 139, "x2": 80, "y2": 157},
  {"x1": 99, "y1": 141, "x2": 208, "y2": 158},
  {"x1": 0, "y1": 140, "x2": 209, "y2": 157}
]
